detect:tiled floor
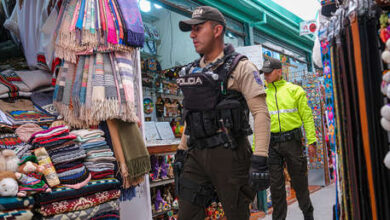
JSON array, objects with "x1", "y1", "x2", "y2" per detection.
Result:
[{"x1": 257, "y1": 183, "x2": 336, "y2": 220}]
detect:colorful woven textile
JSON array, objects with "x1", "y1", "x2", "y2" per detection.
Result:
[
  {"x1": 0, "y1": 196, "x2": 34, "y2": 211},
  {"x1": 55, "y1": 0, "x2": 137, "y2": 63},
  {"x1": 17, "y1": 173, "x2": 50, "y2": 193},
  {"x1": 35, "y1": 178, "x2": 120, "y2": 205},
  {"x1": 54, "y1": 50, "x2": 139, "y2": 128},
  {"x1": 42, "y1": 200, "x2": 119, "y2": 220},
  {"x1": 0, "y1": 133, "x2": 24, "y2": 150},
  {"x1": 37, "y1": 189, "x2": 120, "y2": 216},
  {"x1": 0, "y1": 209, "x2": 33, "y2": 220},
  {"x1": 91, "y1": 170, "x2": 114, "y2": 179},
  {"x1": 115, "y1": 0, "x2": 144, "y2": 47},
  {"x1": 70, "y1": 129, "x2": 104, "y2": 141},
  {"x1": 4, "y1": 110, "x2": 56, "y2": 126}
]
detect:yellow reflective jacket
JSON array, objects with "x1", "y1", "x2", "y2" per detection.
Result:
[{"x1": 266, "y1": 79, "x2": 316, "y2": 144}]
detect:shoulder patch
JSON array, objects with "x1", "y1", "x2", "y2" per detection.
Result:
[{"x1": 253, "y1": 71, "x2": 263, "y2": 85}]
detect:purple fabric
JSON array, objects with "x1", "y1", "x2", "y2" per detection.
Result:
[{"x1": 115, "y1": 0, "x2": 144, "y2": 47}]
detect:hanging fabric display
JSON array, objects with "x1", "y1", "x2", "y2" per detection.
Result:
[
  {"x1": 54, "y1": 0, "x2": 143, "y2": 64},
  {"x1": 319, "y1": 1, "x2": 390, "y2": 220}
]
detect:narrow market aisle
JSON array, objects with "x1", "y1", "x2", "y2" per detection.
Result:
[{"x1": 261, "y1": 183, "x2": 336, "y2": 220}]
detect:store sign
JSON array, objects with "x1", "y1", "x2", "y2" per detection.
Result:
[
  {"x1": 300, "y1": 20, "x2": 317, "y2": 36},
  {"x1": 235, "y1": 45, "x2": 263, "y2": 70}
]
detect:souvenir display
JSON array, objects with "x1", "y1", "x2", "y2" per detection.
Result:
[{"x1": 144, "y1": 98, "x2": 154, "y2": 115}]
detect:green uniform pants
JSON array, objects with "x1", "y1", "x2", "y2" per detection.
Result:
[
  {"x1": 268, "y1": 139, "x2": 314, "y2": 220},
  {"x1": 178, "y1": 137, "x2": 256, "y2": 220}
]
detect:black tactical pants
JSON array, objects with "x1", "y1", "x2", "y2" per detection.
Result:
[
  {"x1": 269, "y1": 139, "x2": 314, "y2": 220},
  {"x1": 178, "y1": 137, "x2": 256, "y2": 220}
]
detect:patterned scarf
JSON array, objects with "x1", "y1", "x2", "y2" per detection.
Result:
[
  {"x1": 37, "y1": 189, "x2": 120, "y2": 216},
  {"x1": 115, "y1": 0, "x2": 144, "y2": 47}
]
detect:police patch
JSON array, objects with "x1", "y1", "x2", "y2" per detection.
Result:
[{"x1": 253, "y1": 71, "x2": 263, "y2": 85}]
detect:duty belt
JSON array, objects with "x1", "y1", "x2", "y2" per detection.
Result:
[
  {"x1": 270, "y1": 128, "x2": 302, "y2": 143},
  {"x1": 188, "y1": 132, "x2": 234, "y2": 150}
]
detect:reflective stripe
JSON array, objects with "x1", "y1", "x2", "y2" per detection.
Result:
[{"x1": 269, "y1": 108, "x2": 298, "y2": 115}]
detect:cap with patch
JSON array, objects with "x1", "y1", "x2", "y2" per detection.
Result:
[
  {"x1": 261, "y1": 57, "x2": 282, "y2": 73},
  {"x1": 179, "y1": 6, "x2": 226, "y2": 32}
]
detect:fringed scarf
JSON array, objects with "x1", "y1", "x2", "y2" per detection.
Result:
[
  {"x1": 107, "y1": 119, "x2": 150, "y2": 189},
  {"x1": 55, "y1": 0, "x2": 136, "y2": 64}
]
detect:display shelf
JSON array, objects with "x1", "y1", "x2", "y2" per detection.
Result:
[
  {"x1": 147, "y1": 139, "x2": 180, "y2": 155},
  {"x1": 150, "y1": 178, "x2": 175, "y2": 188}
]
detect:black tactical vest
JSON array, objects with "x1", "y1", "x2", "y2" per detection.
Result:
[{"x1": 177, "y1": 44, "x2": 252, "y2": 149}]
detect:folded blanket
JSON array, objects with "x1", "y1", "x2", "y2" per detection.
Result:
[
  {"x1": 87, "y1": 152, "x2": 114, "y2": 158},
  {"x1": 55, "y1": 159, "x2": 85, "y2": 170},
  {"x1": 49, "y1": 145, "x2": 83, "y2": 158},
  {"x1": 48, "y1": 144, "x2": 80, "y2": 157},
  {"x1": 5, "y1": 110, "x2": 56, "y2": 126},
  {"x1": 0, "y1": 70, "x2": 52, "y2": 99},
  {"x1": 52, "y1": 150, "x2": 86, "y2": 164},
  {"x1": 56, "y1": 163, "x2": 84, "y2": 174},
  {"x1": 42, "y1": 200, "x2": 119, "y2": 220},
  {"x1": 37, "y1": 189, "x2": 120, "y2": 216},
  {"x1": 82, "y1": 140, "x2": 107, "y2": 149},
  {"x1": 70, "y1": 129, "x2": 104, "y2": 139},
  {"x1": 86, "y1": 156, "x2": 116, "y2": 162},
  {"x1": 91, "y1": 170, "x2": 114, "y2": 180},
  {"x1": 35, "y1": 178, "x2": 120, "y2": 205},
  {"x1": 0, "y1": 209, "x2": 34, "y2": 220},
  {"x1": 0, "y1": 196, "x2": 34, "y2": 211},
  {"x1": 57, "y1": 165, "x2": 86, "y2": 177},
  {"x1": 88, "y1": 167, "x2": 114, "y2": 172},
  {"x1": 86, "y1": 148, "x2": 112, "y2": 155},
  {"x1": 32, "y1": 128, "x2": 70, "y2": 143},
  {"x1": 0, "y1": 133, "x2": 24, "y2": 150},
  {"x1": 84, "y1": 162, "x2": 115, "y2": 170},
  {"x1": 30, "y1": 125, "x2": 67, "y2": 141},
  {"x1": 84, "y1": 145, "x2": 111, "y2": 152},
  {"x1": 46, "y1": 140, "x2": 76, "y2": 153}
]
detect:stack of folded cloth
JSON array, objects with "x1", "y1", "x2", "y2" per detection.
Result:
[
  {"x1": 71, "y1": 129, "x2": 116, "y2": 180},
  {"x1": 35, "y1": 178, "x2": 121, "y2": 219},
  {"x1": 0, "y1": 197, "x2": 35, "y2": 220},
  {"x1": 30, "y1": 126, "x2": 90, "y2": 189}
]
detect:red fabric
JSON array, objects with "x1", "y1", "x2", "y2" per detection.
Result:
[
  {"x1": 37, "y1": 134, "x2": 76, "y2": 145},
  {"x1": 56, "y1": 163, "x2": 84, "y2": 174},
  {"x1": 91, "y1": 170, "x2": 114, "y2": 180},
  {"x1": 38, "y1": 189, "x2": 120, "y2": 216},
  {"x1": 32, "y1": 129, "x2": 69, "y2": 143}
]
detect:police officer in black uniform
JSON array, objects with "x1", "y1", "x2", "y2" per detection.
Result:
[{"x1": 174, "y1": 6, "x2": 271, "y2": 220}]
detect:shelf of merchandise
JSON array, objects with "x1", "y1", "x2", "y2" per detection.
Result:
[
  {"x1": 150, "y1": 178, "x2": 175, "y2": 188},
  {"x1": 147, "y1": 139, "x2": 180, "y2": 155}
]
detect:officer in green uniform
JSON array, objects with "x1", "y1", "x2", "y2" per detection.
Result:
[
  {"x1": 261, "y1": 57, "x2": 317, "y2": 220},
  {"x1": 173, "y1": 6, "x2": 271, "y2": 220}
]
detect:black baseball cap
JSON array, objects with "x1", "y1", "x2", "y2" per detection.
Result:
[
  {"x1": 261, "y1": 57, "x2": 282, "y2": 73},
  {"x1": 179, "y1": 6, "x2": 226, "y2": 32}
]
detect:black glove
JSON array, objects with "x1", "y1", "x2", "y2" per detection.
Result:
[
  {"x1": 173, "y1": 149, "x2": 187, "y2": 195},
  {"x1": 249, "y1": 155, "x2": 270, "y2": 191}
]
